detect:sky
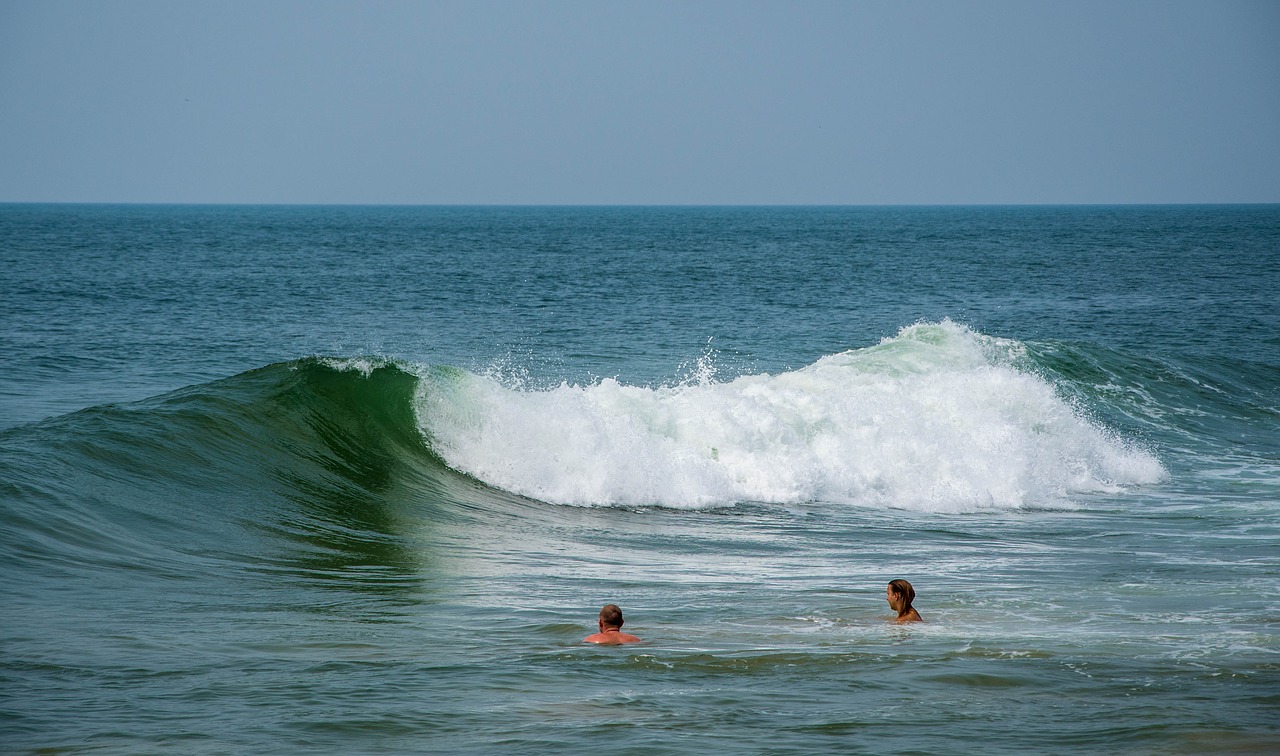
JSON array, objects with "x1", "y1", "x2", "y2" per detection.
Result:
[{"x1": 1, "y1": 0, "x2": 1277, "y2": 205}]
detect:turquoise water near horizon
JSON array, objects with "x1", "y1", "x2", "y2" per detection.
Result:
[{"x1": 2, "y1": 205, "x2": 1278, "y2": 753}]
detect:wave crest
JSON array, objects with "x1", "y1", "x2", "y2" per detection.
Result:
[{"x1": 415, "y1": 322, "x2": 1166, "y2": 512}]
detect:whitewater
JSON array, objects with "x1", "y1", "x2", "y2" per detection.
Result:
[{"x1": 419, "y1": 321, "x2": 1165, "y2": 510}]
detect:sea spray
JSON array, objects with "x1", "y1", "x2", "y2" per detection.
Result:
[{"x1": 415, "y1": 322, "x2": 1166, "y2": 511}]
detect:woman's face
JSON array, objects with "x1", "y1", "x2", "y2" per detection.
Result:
[{"x1": 886, "y1": 585, "x2": 901, "y2": 611}]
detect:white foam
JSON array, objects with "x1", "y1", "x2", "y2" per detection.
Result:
[
  {"x1": 317, "y1": 356, "x2": 390, "y2": 377},
  {"x1": 414, "y1": 322, "x2": 1167, "y2": 512}
]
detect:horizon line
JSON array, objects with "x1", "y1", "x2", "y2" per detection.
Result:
[{"x1": 2, "y1": 200, "x2": 1277, "y2": 209}]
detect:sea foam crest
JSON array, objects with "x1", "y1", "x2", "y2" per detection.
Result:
[{"x1": 414, "y1": 322, "x2": 1166, "y2": 512}]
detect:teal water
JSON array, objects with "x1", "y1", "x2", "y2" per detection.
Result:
[{"x1": 1, "y1": 205, "x2": 1278, "y2": 753}]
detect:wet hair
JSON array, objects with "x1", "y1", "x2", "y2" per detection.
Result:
[
  {"x1": 599, "y1": 604, "x2": 624, "y2": 629},
  {"x1": 888, "y1": 579, "x2": 916, "y2": 616}
]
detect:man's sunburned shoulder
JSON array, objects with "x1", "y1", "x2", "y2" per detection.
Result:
[{"x1": 583, "y1": 630, "x2": 641, "y2": 644}]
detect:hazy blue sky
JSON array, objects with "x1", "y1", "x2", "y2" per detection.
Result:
[{"x1": 2, "y1": 0, "x2": 1277, "y2": 204}]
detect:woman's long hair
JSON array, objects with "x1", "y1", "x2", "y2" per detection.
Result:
[{"x1": 888, "y1": 579, "x2": 916, "y2": 617}]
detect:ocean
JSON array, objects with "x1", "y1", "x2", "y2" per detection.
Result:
[{"x1": 1, "y1": 204, "x2": 1277, "y2": 753}]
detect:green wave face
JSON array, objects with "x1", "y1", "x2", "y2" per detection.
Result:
[{"x1": 0, "y1": 357, "x2": 489, "y2": 582}]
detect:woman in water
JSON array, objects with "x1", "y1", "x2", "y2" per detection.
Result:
[{"x1": 886, "y1": 579, "x2": 922, "y2": 623}]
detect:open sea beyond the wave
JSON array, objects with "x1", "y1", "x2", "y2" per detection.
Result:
[{"x1": 1, "y1": 204, "x2": 1278, "y2": 753}]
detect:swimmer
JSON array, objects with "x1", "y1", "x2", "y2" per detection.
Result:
[
  {"x1": 886, "y1": 579, "x2": 923, "y2": 623},
  {"x1": 583, "y1": 603, "x2": 641, "y2": 644}
]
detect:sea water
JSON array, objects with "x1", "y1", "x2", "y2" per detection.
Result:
[{"x1": 1, "y1": 205, "x2": 1277, "y2": 753}]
